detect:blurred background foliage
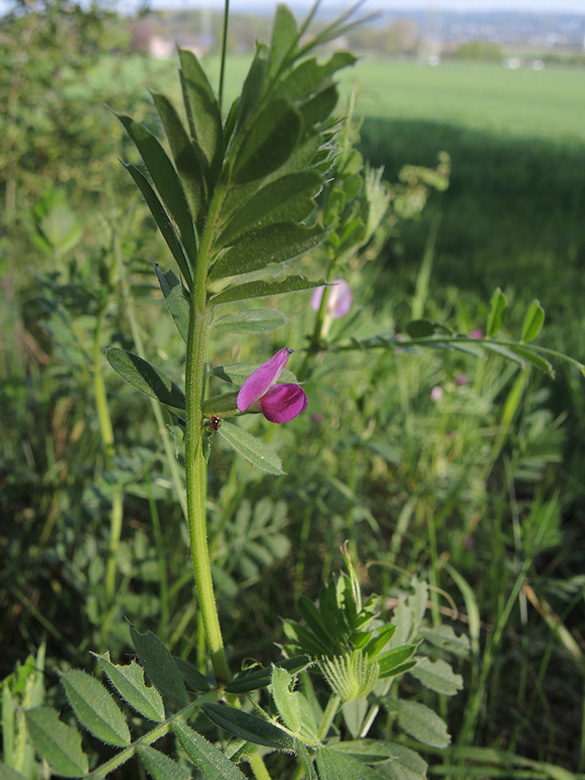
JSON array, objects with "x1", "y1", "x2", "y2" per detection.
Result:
[{"x1": 1, "y1": 0, "x2": 584, "y2": 776}]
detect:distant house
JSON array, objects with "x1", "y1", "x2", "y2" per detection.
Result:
[{"x1": 148, "y1": 35, "x2": 175, "y2": 59}]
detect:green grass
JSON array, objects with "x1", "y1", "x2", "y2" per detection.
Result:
[{"x1": 347, "y1": 59, "x2": 585, "y2": 143}]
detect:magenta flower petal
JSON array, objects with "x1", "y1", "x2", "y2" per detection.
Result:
[
  {"x1": 329, "y1": 280, "x2": 352, "y2": 318},
  {"x1": 310, "y1": 279, "x2": 352, "y2": 318},
  {"x1": 260, "y1": 384, "x2": 308, "y2": 423},
  {"x1": 311, "y1": 285, "x2": 325, "y2": 312},
  {"x1": 237, "y1": 348, "x2": 293, "y2": 412}
]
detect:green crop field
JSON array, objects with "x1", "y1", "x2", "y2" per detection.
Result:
[
  {"x1": 93, "y1": 53, "x2": 585, "y2": 144},
  {"x1": 346, "y1": 59, "x2": 585, "y2": 142}
]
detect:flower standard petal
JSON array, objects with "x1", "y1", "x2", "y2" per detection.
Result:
[
  {"x1": 311, "y1": 280, "x2": 352, "y2": 318},
  {"x1": 328, "y1": 280, "x2": 352, "y2": 318},
  {"x1": 237, "y1": 348, "x2": 293, "y2": 412},
  {"x1": 260, "y1": 384, "x2": 308, "y2": 423}
]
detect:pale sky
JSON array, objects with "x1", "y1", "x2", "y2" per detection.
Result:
[{"x1": 145, "y1": 0, "x2": 585, "y2": 13}]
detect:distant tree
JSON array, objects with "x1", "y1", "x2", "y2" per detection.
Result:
[
  {"x1": 385, "y1": 19, "x2": 420, "y2": 56},
  {"x1": 453, "y1": 40, "x2": 503, "y2": 62},
  {"x1": 346, "y1": 19, "x2": 420, "y2": 57}
]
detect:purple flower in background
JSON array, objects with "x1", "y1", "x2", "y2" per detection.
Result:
[
  {"x1": 237, "y1": 348, "x2": 307, "y2": 424},
  {"x1": 311, "y1": 279, "x2": 352, "y2": 319},
  {"x1": 455, "y1": 373, "x2": 469, "y2": 386},
  {"x1": 470, "y1": 328, "x2": 483, "y2": 340}
]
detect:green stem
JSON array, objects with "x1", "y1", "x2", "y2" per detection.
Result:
[
  {"x1": 298, "y1": 261, "x2": 335, "y2": 380},
  {"x1": 218, "y1": 0, "x2": 230, "y2": 112},
  {"x1": 183, "y1": 175, "x2": 230, "y2": 681},
  {"x1": 146, "y1": 470, "x2": 170, "y2": 639},
  {"x1": 86, "y1": 693, "x2": 217, "y2": 779},
  {"x1": 92, "y1": 310, "x2": 125, "y2": 625},
  {"x1": 248, "y1": 753, "x2": 273, "y2": 780},
  {"x1": 185, "y1": 299, "x2": 228, "y2": 682},
  {"x1": 318, "y1": 693, "x2": 341, "y2": 740}
]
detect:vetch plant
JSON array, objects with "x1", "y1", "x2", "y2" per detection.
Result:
[{"x1": 6, "y1": 2, "x2": 585, "y2": 779}]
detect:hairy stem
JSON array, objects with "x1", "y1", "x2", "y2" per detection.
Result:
[{"x1": 184, "y1": 180, "x2": 230, "y2": 683}]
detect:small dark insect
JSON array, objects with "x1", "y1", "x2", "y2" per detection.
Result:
[{"x1": 208, "y1": 416, "x2": 221, "y2": 432}]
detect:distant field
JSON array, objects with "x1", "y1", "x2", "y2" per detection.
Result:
[
  {"x1": 97, "y1": 53, "x2": 585, "y2": 145},
  {"x1": 346, "y1": 59, "x2": 585, "y2": 143}
]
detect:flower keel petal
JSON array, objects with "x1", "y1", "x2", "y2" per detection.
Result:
[{"x1": 260, "y1": 384, "x2": 307, "y2": 423}]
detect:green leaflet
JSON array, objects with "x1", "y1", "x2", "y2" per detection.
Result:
[
  {"x1": 219, "y1": 134, "x2": 323, "y2": 225},
  {"x1": 130, "y1": 626, "x2": 189, "y2": 706},
  {"x1": 508, "y1": 344, "x2": 554, "y2": 376},
  {"x1": 214, "y1": 172, "x2": 322, "y2": 250},
  {"x1": 61, "y1": 670, "x2": 130, "y2": 747},
  {"x1": 213, "y1": 309, "x2": 286, "y2": 335},
  {"x1": 281, "y1": 52, "x2": 357, "y2": 101},
  {"x1": 268, "y1": 4, "x2": 298, "y2": 76},
  {"x1": 521, "y1": 299, "x2": 545, "y2": 342},
  {"x1": 172, "y1": 657, "x2": 211, "y2": 692},
  {"x1": 224, "y1": 656, "x2": 311, "y2": 694},
  {"x1": 209, "y1": 276, "x2": 325, "y2": 306},
  {"x1": 116, "y1": 113, "x2": 197, "y2": 263},
  {"x1": 178, "y1": 47, "x2": 223, "y2": 185},
  {"x1": 299, "y1": 84, "x2": 339, "y2": 127},
  {"x1": 209, "y1": 223, "x2": 324, "y2": 282},
  {"x1": 271, "y1": 666, "x2": 301, "y2": 733},
  {"x1": 138, "y1": 746, "x2": 191, "y2": 780},
  {"x1": 234, "y1": 43, "x2": 269, "y2": 133},
  {"x1": 296, "y1": 740, "x2": 318, "y2": 780},
  {"x1": 104, "y1": 347, "x2": 186, "y2": 410},
  {"x1": 151, "y1": 91, "x2": 207, "y2": 234},
  {"x1": 329, "y1": 740, "x2": 396, "y2": 764},
  {"x1": 232, "y1": 98, "x2": 302, "y2": 184},
  {"x1": 377, "y1": 645, "x2": 418, "y2": 679},
  {"x1": 386, "y1": 698, "x2": 451, "y2": 749},
  {"x1": 201, "y1": 703, "x2": 294, "y2": 751},
  {"x1": 24, "y1": 707, "x2": 88, "y2": 778},
  {"x1": 0, "y1": 766, "x2": 29, "y2": 780},
  {"x1": 408, "y1": 657, "x2": 463, "y2": 696},
  {"x1": 405, "y1": 320, "x2": 437, "y2": 339},
  {"x1": 419, "y1": 624, "x2": 470, "y2": 657},
  {"x1": 217, "y1": 421, "x2": 284, "y2": 476},
  {"x1": 315, "y1": 747, "x2": 386, "y2": 780},
  {"x1": 173, "y1": 722, "x2": 248, "y2": 780},
  {"x1": 378, "y1": 743, "x2": 427, "y2": 780},
  {"x1": 94, "y1": 651, "x2": 165, "y2": 722},
  {"x1": 487, "y1": 287, "x2": 508, "y2": 336},
  {"x1": 124, "y1": 164, "x2": 191, "y2": 286},
  {"x1": 154, "y1": 265, "x2": 190, "y2": 343}
]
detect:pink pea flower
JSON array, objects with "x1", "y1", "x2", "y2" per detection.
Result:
[
  {"x1": 430, "y1": 385, "x2": 444, "y2": 402},
  {"x1": 455, "y1": 373, "x2": 469, "y2": 386},
  {"x1": 311, "y1": 279, "x2": 352, "y2": 319},
  {"x1": 470, "y1": 328, "x2": 483, "y2": 340},
  {"x1": 237, "y1": 348, "x2": 307, "y2": 424}
]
